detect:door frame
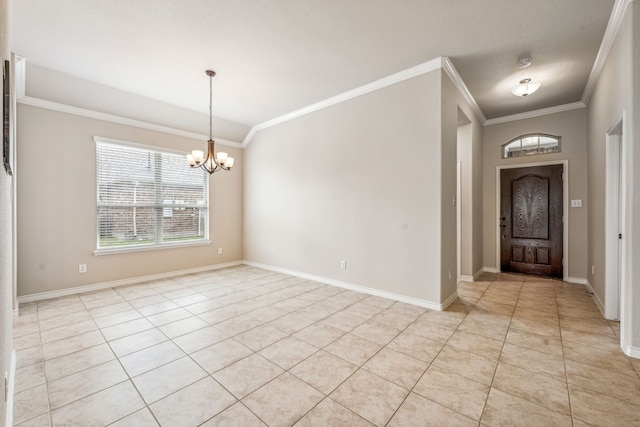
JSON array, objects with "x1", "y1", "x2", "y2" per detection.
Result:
[
  {"x1": 605, "y1": 109, "x2": 632, "y2": 357},
  {"x1": 456, "y1": 161, "x2": 462, "y2": 283},
  {"x1": 605, "y1": 118, "x2": 623, "y2": 320},
  {"x1": 496, "y1": 160, "x2": 569, "y2": 280}
]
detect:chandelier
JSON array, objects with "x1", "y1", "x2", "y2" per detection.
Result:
[{"x1": 187, "y1": 70, "x2": 234, "y2": 174}]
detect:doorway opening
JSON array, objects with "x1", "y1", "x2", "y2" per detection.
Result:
[{"x1": 496, "y1": 161, "x2": 568, "y2": 280}]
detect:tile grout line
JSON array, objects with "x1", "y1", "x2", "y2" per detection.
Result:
[
  {"x1": 13, "y1": 268, "x2": 635, "y2": 426},
  {"x1": 11, "y1": 273, "x2": 520, "y2": 425},
  {"x1": 39, "y1": 302, "x2": 54, "y2": 427},
  {"x1": 234, "y1": 293, "x2": 431, "y2": 425},
  {"x1": 88, "y1": 291, "x2": 166, "y2": 427},
  {"x1": 130, "y1": 272, "x2": 370, "y2": 426},
  {"x1": 197, "y1": 275, "x2": 373, "y2": 426},
  {"x1": 555, "y1": 281, "x2": 577, "y2": 427},
  {"x1": 232, "y1": 297, "x2": 416, "y2": 426},
  {"x1": 51, "y1": 291, "x2": 157, "y2": 426},
  {"x1": 470, "y1": 277, "x2": 519, "y2": 425},
  {"x1": 382, "y1": 283, "x2": 491, "y2": 426}
]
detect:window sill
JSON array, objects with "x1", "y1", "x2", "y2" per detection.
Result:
[{"x1": 93, "y1": 240, "x2": 212, "y2": 256}]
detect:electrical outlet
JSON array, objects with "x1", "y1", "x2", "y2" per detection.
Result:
[
  {"x1": 217, "y1": 248, "x2": 223, "y2": 255},
  {"x1": 79, "y1": 264, "x2": 87, "y2": 273},
  {"x1": 340, "y1": 260, "x2": 347, "y2": 269}
]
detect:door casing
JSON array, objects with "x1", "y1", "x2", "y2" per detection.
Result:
[
  {"x1": 496, "y1": 160, "x2": 569, "y2": 280},
  {"x1": 605, "y1": 121, "x2": 622, "y2": 320}
]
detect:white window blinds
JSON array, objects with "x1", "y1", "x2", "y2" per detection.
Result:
[{"x1": 95, "y1": 139, "x2": 208, "y2": 251}]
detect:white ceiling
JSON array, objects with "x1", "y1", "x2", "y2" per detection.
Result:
[{"x1": 11, "y1": 0, "x2": 616, "y2": 129}]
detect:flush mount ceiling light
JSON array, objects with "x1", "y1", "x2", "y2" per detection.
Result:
[
  {"x1": 510, "y1": 78, "x2": 541, "y2": 97},
  {"x1": 187, "y1": 70, "x2": 234, "y2": 175}
]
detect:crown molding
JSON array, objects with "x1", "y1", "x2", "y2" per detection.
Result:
[
  {"x1": 242, "y1": 57, "x2": 444, "y2": 147},
  {"x1": 468, "y1": 0, "x2": 631, "y2": 124},
  {"x1": 242, "y1": 56, "x2": 487, "y2": 147},
  {"x1": 581, "y1": 0, "x2": 632, "y2": 105},
  {"x1": 18, "y1": 0, "x2": 627, "y2": 149},
  {"x1": 13, "y1": 59, "x2": 242, "y2": 148},
  {"x1": 484, "y1": 101, "x2": 586, "y2": 126},
  {"x1": 17, "y1": 96, "x2": 243, "y2": 149},
  {"x1": 441, "y1": 57, "x2": 486, "y2": 124}
]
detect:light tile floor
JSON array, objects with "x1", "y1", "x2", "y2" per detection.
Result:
[{"x1": 12, "y1": 266, "x2": 640, "y2": 426}]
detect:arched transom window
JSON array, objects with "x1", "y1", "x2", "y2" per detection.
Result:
[{"x1": 502, "y1": 134, "x2": 561, "y2": 159}]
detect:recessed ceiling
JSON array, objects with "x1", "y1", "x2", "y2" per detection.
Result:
[{"x1": 11, "y1": 0, "x2": 615, "y2": 128}]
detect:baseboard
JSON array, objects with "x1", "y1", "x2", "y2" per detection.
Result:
[
  {"x1": 243, "y1": 261, "x2": 449, "y2": 311},
  {"x1": 5, "y1": 349, "x2": 16, "y2": 427},
  {"x1": 17, "y1": 261, "x2": 244, "y2": 303},
  {"x1": 621, "y1": 343, "x2": 640, "y2": 360},
  {"x1": 440, "y1": 291, "x2": 459, "y2": 311},
  {"x1": 584, "y1": 282, "x2": 606, "y2": 317},
  {"x1": 459, "y1": 268, "x2": 485, "y2": 282},
  {"x1": 483, "y1": 266, "x2": 499, "y2": 274},
  {"x1": 566, "y1": 276, "x2": 588, "y2": 285},
  {"x1": 16, "y1": 258, "x2": 459, "y2": 311}
]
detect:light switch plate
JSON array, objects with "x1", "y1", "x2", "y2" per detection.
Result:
[{"x1": 571, "y1": 199, "x2": 582, "y2": 208}]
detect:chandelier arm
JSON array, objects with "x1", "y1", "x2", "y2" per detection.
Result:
[
  {"x1": 209, "y1": 139, "x2": 225, "y2": 169},
  {"x1": 199, "y1": 163, "x2": 220, "y2": 175}
]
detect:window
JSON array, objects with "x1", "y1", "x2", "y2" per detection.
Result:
[
  {"x1": 502, "y1": 134, "x2": 561, "y2": 159},
  {"x1": 95, "y1": 138, "x2": 208, "y2": 252}
]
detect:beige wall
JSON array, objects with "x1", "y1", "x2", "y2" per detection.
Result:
[
  {"x1": 587, "y1": 4, "x2": 632, "y2": 308},
  {"x1": 244, "y1": 69, "x2": 457, "y2": 305},
  {"x1": 471, "y1": 118, "x2": 484, "y2": 276},
  {"x1": 440, "y1": 72, "x2": 459, "y2": 299},
  {"x1": 483, "y1": 108, "x2": 589, "y2": 281},
  {"x1": 0, "y1": 0, "x2": 12, "y2": 424},
  {"x1": 586, "y1": 1, "x2": 639, "y2": 354},
  {"x1": 456, "y1": 98, "x2": 484, "y2": 279},
  {"x1": 16, "y1": 104, "x2": 243, "y2": 297}
]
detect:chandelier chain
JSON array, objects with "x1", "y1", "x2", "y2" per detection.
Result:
[{"x1": 209, "y1": 73, "x2": 213, "y2": 140}]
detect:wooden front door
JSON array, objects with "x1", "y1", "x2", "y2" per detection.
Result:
[{"x1": 500, "y1": 165, "x2": 563, "y2": 278}]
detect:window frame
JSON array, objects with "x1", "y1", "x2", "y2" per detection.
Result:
[
  {"x1": 501, "y1": 133, "x2": 561, "y2": 159},
  {"x1": 93, "y1": 136, "x2": 210, "y2": 255}
]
